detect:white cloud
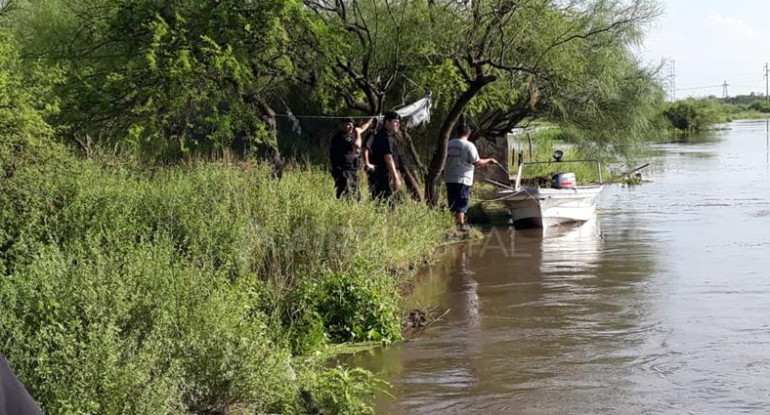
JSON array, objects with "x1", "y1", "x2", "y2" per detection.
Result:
[{"x1": 707, "y1": 13, "x2": 760, "y2": 39}]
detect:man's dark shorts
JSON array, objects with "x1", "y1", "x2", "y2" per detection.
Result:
[{"x1": 446, "y1": 182, "x2": 471, "y2": 213}]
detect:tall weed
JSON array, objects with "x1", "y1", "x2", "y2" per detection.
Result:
[{"x1": 0, "y1": 147, "x2": 449, "y2": 414}]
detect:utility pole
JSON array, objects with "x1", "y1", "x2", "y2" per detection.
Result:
[
  {"x1": 666, "y1": 60, "x2": 676, "y2": 101},
  {"x1": 722, "y1": 80, "x2": 729, "y2": 99},
  {"x1": 765, "y1": 62, "x2": 770, "y2": 102},
  {"x1": 671, "y1": 60, "x2": 676, "y2": 101}
]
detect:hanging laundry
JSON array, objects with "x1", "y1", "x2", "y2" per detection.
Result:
[
  {"x1": 395, "y1": 94, "x2": 432, "y2": 129},
  {"x1": 282, "y1": 101, "x2": 303, "y2": 136}
]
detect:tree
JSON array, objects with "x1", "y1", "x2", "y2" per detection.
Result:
[
  {"x1": 416, "y1": 0, "x2": 661, "y2": 204},
  {"x1": 0, "y1": 29, "x2": 61, "y2": 177},
  {"x1": 11, "y1": 0, "x2": 307, "y2": 162},
  {"x1": 292, "y1": 0, "x2": 664, "y2": 204}
]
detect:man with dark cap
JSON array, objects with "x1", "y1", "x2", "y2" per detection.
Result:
[
  {"x1": 0, "y1": 353, "x2": 44, "y2": 415},
  {"x1": 329, "y1": 116, "x2": 373, "y2": 199},
  {"x1": 364, "y1": 111, "x2": 403, "y2": 201}
]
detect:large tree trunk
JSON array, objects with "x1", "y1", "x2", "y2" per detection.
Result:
[
  {"x1": 424, "y1": 75, "x2": 496, "y2": 205},
  {"x1": 400, "y1": 164, "x2": 424, "y2": 202},
  {"x1": 397, "y1": 129, "x2": 425, "y2": 202}
]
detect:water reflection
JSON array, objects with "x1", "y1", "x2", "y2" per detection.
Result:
[
  {"x1": 347, "y1": 217, "x2": 664, "y2": 415},
  {"x1": 347, "y1": 120, "x2": 770, "y2": 414},
  {"x1": 447, "y1": 244, "x2": 480, "y2": 329}
]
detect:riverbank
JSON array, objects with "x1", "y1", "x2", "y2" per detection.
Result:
[{"x1": 0, "y1": 141, "x2": 452, "y2": 414}]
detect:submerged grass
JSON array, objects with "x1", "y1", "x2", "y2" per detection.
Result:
[{"x1": 0, "y1": 142, "x2": 451, "y2": 415}]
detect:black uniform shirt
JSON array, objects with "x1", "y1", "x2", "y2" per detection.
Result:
[
  {"x1": 330, "y1": 131, "x2": 359, "y2": 171},
  {"x1": 367, "y1": 129, "x2": 399, "y2": 181}
]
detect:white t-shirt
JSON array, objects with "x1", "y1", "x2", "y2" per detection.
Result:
[{"x1": 444, "y1": 138, "x2": 480, "y2": 186}]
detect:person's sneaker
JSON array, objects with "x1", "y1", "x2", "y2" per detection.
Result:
[{"x1": 457, "y1": 223, "x2": 473, "y2": 232}]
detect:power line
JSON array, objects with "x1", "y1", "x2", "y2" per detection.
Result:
[
  {"x1": 675, "y1": 83, "x2": 762, "y2": 92},
  {"x1": 675, "y1": 84, "x2": 725, "y2": 91}
]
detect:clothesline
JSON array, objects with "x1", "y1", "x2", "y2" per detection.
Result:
[
  {"x1": 275, "y1": 94, "x2": 432, "y2": 135},
  {"x1": 273, "y1": 114, "x2": 377, "y2": 119}
]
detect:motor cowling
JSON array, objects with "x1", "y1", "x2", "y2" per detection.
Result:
[{"x1": 551, "y1": 172, "x2": 576, "y2": 189}]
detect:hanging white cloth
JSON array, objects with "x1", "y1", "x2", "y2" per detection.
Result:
[
  {"x1": 395, "y1": 94, "x2": 432, "y2": 128},
  {"x1": 285, "y1": 105, "x2": 302, "y2": 136}
]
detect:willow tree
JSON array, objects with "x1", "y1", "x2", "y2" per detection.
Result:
[
  {"x1": 297, "y1": 0, "x2": 454, "y2": 200},
  {"x1": 470, "y1": 2, "x2": 666, "y2": 145},
  {"x1": 417, "y1": 0, "x2": 662, "y2": 204},
  {"x1": 299, "y1": 0, "x2": 663, "y2": 204},
  {"x1": 9, "y1": 0, "x2": 308, "y2": 162}
]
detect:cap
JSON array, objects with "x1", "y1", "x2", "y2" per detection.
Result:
[{"x1": 383, "y1": 111, "x2": 401, "y2": 122}]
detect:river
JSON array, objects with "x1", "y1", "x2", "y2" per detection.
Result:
[{"x1": 344, "y1": 119, "x2": 770, "y2": 414}]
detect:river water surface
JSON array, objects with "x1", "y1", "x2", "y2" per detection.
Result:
[{"x1": 346, "y1": 120, "x2": 770, "y2": 414}]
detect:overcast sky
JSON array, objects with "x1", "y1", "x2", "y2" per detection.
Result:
[{"x1": 638, "y1": 0, "x2": 770, "y2": 99}]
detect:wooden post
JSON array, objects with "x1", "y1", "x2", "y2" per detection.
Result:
[{"x1": 527, "y1": 131, "x2": 533, "y2": 159}]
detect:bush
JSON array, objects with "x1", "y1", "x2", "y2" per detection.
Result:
[
  {"x1": 0, "y1": 148, "x2": 449, "y2": 414},
  {"x1": 316, "y1": 272, "x2": 402, "y2": 343},
  {"x1": 748, "y1": 100, "x2": 770, "y2": 113},
  {"x1": 662, "y1": 98, "x2": 733, "y2": 132}
]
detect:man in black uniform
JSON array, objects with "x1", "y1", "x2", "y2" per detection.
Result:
[
  {"x1": 0, "y1": 353, "x2": 44, "y2": 415},
  {"x1": 329, "y1": 117, "x2": 373, "y2": 199},
  {"x1": 364, "y1": 111, "x2": 403, "y2": 201}
]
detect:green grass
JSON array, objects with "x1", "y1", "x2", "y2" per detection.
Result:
[
  {"x1": 0, "y1": 142, "x2": 451, "y2": 415},
  {"x1": 510, "y1": 129, "x2": 607, "y2": 185}
]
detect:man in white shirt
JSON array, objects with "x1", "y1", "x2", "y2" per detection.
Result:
[{"x1": 444, "y1": 124, "x2": 500, "y2": 230}]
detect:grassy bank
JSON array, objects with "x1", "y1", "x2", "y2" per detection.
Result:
[{"x1": 0, "y1": 141, "x2": 451, "y2": 415}]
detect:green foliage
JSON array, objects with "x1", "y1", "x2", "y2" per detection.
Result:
[
  {"x1": 662, "y1": 98, "x2": 734, "y2": 132},
  {"x1": 0, "y1": 30, "x2": 62, "y2": 175},
  {"x1": 660, "y1": 96, "x2": 770, "y2": 133},
  {"x1": 11, "y1": 0, "x2": 306, "y2": 159},
  {"x1": 316, "y1": 272, "x2": 402, "y2": 344},
  {"x1": 303, "y1": 366, "x2": 386, "y2": 415},
  {"x1": 748, "y1": 100, "x2": 770, "y2": 113},
  {"x1": 547, "y1": 48, "x2": 668, "y2": 150},
  {"x1": 511, "y1": 129, "x2": 608, "y2": 184},
  {"x1": 0, "y1": 148, "x2": 449, "y2": 414},
  {"x1": 5, "y1": 0, "x2": 666, "y2": 167}
]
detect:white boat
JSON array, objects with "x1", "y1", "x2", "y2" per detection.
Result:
[{"x1": 490, "y1": 154, "x2": 603, "y2": 229}]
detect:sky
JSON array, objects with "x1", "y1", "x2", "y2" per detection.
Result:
[{"x1": 638, "y1": 0, "x2": 770, "y2": 99}]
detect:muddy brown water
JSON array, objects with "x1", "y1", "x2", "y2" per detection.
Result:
[{"x1": 342, "y1": 120, "x2": 770, "y2": 414}]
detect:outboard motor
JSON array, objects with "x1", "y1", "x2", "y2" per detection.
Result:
[
  {"x1": 550, "y1": 150, "x2": 575, "y2": 188},
  {"x1": 552, "y1": 172, "x2": 576, "y2": 189}
]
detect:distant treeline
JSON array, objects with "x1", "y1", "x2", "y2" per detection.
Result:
[{"x1": 662, "y1": 95, "x2": 770, "y2": 132}]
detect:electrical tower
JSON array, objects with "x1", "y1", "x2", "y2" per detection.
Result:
[
  {"x1": 722, "y1": 80, "x2": 729, "y2": 99},
  {"x1": 668, "y1": 60, "x2": 676, "y2": 101},
  {"x1": 765, "y1": 62, "x2": 770, "y2": 102}
]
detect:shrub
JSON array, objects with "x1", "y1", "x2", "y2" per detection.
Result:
[
  {"x1": 0, "y1": 151, "x2": 449, "y2": 414},
  {"x1": 662, "y1": 98, "x2": 733, "y2": 132}
]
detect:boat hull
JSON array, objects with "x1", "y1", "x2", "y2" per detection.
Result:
[{"x1": 499, "y1": 186, "x2": 602, "y2": 229}]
